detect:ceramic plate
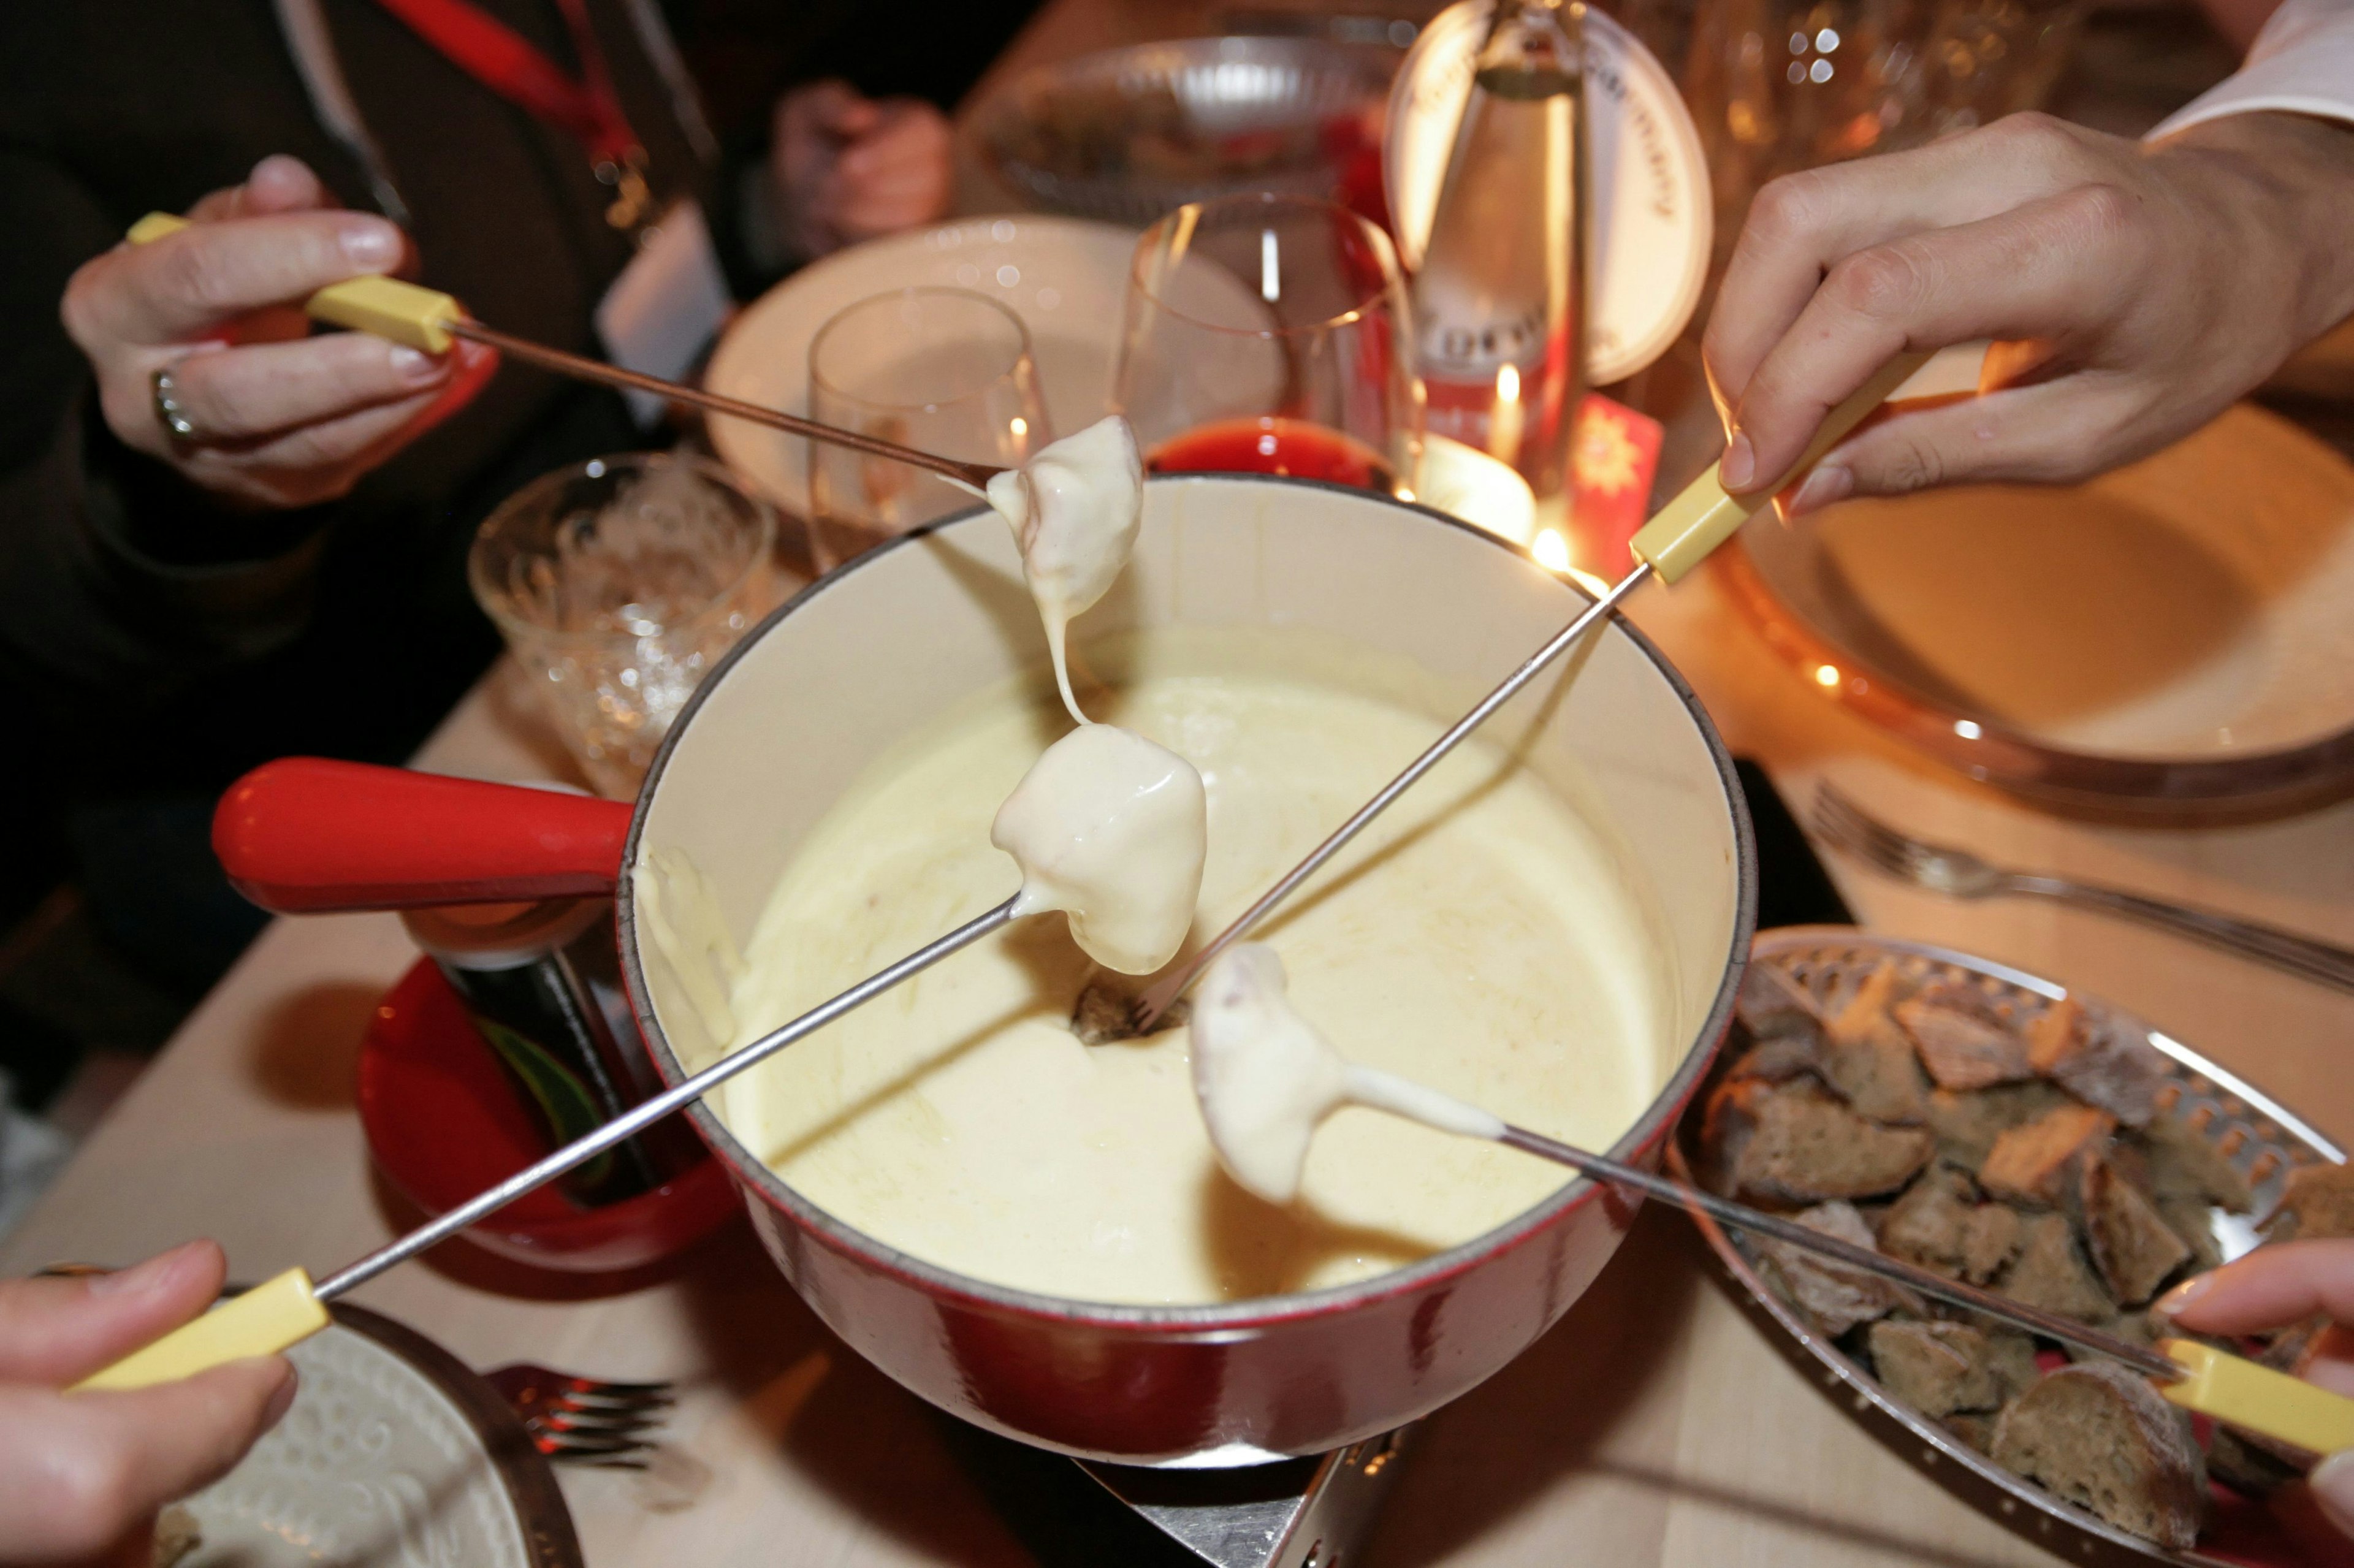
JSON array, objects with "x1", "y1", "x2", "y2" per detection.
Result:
[
  {"x1": 1674, "y1": 929, "x2": 2348, "y2": 1567},
  {"x1": 1720, "y1": 403, "x2": 2354, "y2": 812},
  {"x1": 704, "y1": 214, "x2": 1140, "y2": 520},
  {"x1": 172, "y1": 1304, "x2": 579, "y2": 1568}
]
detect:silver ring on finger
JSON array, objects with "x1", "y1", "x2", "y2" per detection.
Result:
[{"x1": 151, "y1": 365, "x2": 199, "y2": 447}]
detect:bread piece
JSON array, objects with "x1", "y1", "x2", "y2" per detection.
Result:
[
  {"x1": 1895, "y1": 984, "x2": 2032, "y2": 1090},
  {"x1": 1926, "y1": 1080, "x2": 2074, "y2": 1168},
  {"x1": 1979, "y1": 1103, "x2": 2116, "y2": 1208},
  {"x1": 2264, "y1": 1160, "x2": 2354, "y2": 1243},
  {"x1": 2001, "y1": 1212, "x2": 2117, "y2": 1323},
  {"x1": 2153, "y1": 1190, "x2": 2222, "y2": 1272},
  {"x1": 1990, "y1": 1360, "x2": 2207, "y2": 1549},
  {"x1": 2071, "y1": 1157, "x2": 2192, "y2": 1306},
  {"x1": 1880, "y1": 1164, "x2": 1976, "y2": 1277},
  {"x1": 1736, "y1": 964, "x2": 1823, "y2": 1044},
  {"x1": 1713, "y1": 1080, "x2": 1935, "y2": 1203},
  {"x1": 1961, "y1": 1203, "x2": 2025, "y2": 1285},
  {"x1": 2025, "y1": 999, "x2": 2166, "y2": 1127},
  {"x1": 1724, "y1": 1032, "x2": 1823, "y2": 1087},
  {"x1": 2137, "y1": 1113, "x2": 2253, "y2": 1215},
  {"x1": 153, "y1": 1507, "x2": 202, "y2": 1568},
  {"x1": 1758, "y1": 1201, "x2": 1920, "y2": 1336},
  {"x1": 1944, "y1": 1410, "x2": 1999, "y2": 1455},
  {"x1": 1823, "y1": 962, "x2": 1932, "y2": 1124},
  {"x1": 1867, "y1": 1320, "x2": 2038, "y2": 1417},
  {"x1": 2205, "y1": 1425, "x2": 2307, "y2": 1498}
]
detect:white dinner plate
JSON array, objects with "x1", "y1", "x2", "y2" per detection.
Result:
[
  {"x1": 704, "y1": 214, "x2": 1141, "y2": 519},
  {"x1": 172, "y1": 1305, "x2": 577, "y2": 1568}
]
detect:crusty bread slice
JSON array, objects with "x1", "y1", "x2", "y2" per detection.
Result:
[
  {"x1": 2071, "y1": 1157, "x2": 2192, "y2": 1306},
  {"x1": 1867, "y1": 1320, "x2": 2036, "y2": 1417},
  {"x1": 1926, "y1": 1081, "x2": 2073, "y2": 1168},
  {"x1": 1758, "y1": 1201, "x2": 1920, "y2": 1336},
  {"x1": 1714, "y1": 1080, "x2": 1935, "y2": 1203},
  {"x1": 2137, "y1": 1113, "x2": 2254, "y2": 1216},
  {"x1": 1961, "y1": 1203, "x2": 2025, "y2": 1285},
  {"x1": 1824, "y1": 962, "x2": 1932, "y2": 1124},
  {"x1": 1990, "y1": 1360, "x2": 2207, "y2": 1549},
  {"x1": 2025, "y1": 998, "x2": 2165, "y2": 1127},
  {"x1": 1737, "y1": 964, "x2": 1824, "y2": 1044},
  {"x1": 2000, "y1": 1212, "x2": 2117, "y2": 1323},
  {"x1": 2263, "y1": 1160, "x2": 2354, "y2": 1242},
  {"x1": 1979, "y1": 1103, "x2": 2116, "y2": 1208},
  {"x1": 1896, "y1": 984, "x2": 2032, "y2": 1091}
]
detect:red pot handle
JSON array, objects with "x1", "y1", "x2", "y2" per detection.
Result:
[{"x1": 213, "y1": 758, "x2": 633, "y2": 913}]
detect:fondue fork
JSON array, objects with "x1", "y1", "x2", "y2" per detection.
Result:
[
  {"x1": 73, "y1": 896, "x2": 1021, "y2": 1393},
  {"x1": 125, "y1": 213, "x2": 1005, "y2": 492},
  {"x1": 1491, "y1": 1125, "x2": 2354, "y2": 1456},
  {"x1": 1129, "y1": 350, "x2": 1936, "y2": 1032}
]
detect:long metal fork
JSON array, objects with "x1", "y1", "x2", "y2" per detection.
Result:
[
  {"x1": 1810, "y1": 785, "x2": 2354, "y2": 994},
  {"x1": 486, "y1": 1363, "x2": 674, "y2": 1469}
]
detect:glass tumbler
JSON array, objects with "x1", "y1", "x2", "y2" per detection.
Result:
[
  {"x1": 1114, "y1": 193, "x2": 1422, "y2": 496},
  {"x1": 470, "y1": 452, "x2": 776, "y2": 798},
  {"x1": 807, "y1": 287, "x2": 1051, "y2": 573}
]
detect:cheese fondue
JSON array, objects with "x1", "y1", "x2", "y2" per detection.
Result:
[
  {"x1": 992, "y1": 722, "x2": 1207, "y2": 975},
  {"x1": 717, "y1": 645, "x2": 1664, "y2": 1304},
  {"x1": 1192, "y1": 944, "x2": 1505, "y2": 1205},
  {"x1": 985, "y1": 416, "x2": 1144, "y2": 725}
]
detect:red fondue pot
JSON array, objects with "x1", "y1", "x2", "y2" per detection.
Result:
[{"x1": 218, "y1": 474, "x2": 1755, "y2": 1465}]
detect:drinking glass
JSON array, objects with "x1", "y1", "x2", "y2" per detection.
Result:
[
  {"x1": 470, "y1": 452, "x2": 776, "y2": 798},
  {"x1": 1113, "y1": 194, "x2": 1422, "y2": 496},
  {"x1": 807, "y1": 288, "x2": 1050, "y2": 572}
]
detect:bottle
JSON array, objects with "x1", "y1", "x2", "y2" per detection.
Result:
[
  {"x1": 402, "y1": 898, "x2": 706, "y2": 1208},
  {"x1": 1411, "y1": 0, "x2": 1591, "y2": 520}
]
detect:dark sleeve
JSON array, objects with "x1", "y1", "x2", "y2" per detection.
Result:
[{"x1": 0, "y1": 150, "x2": 337, "y2": 709}]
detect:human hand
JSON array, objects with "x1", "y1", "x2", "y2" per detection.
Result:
[
  {"x1": 61, "y1": 154, "x2": 497, "y2": 511},
  {"x1": 771, "y1": 80, "x2": 953, "y2": 262},
  {"x1": 0, "y1": 1241, "x2": 293, "y2": 1565},
  {"x1": 1703, "y1": 111, "x2": 2354, "y2": 516},
  {"x1": 2161, "y1": 1239, "x2": 2354, "y2": 1537}
]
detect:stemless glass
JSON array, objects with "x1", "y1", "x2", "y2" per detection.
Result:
[
  {"x1": 470, "y1": 452, "x2": 776, "y2": 797},
  {"x1": 807, "y1": 288, "x2": 1050, "y2": 572},
  {"x1": 1113, "y1": 194, "x2": 1422, "y2": 496}
]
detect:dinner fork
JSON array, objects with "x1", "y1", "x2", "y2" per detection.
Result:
[
  {"x1": 1809, "y1": 785, "x2": 2354, "y2": 994},
  {"x1": 485, "y1": 1363, "x2": 675, "y2": 1469}
]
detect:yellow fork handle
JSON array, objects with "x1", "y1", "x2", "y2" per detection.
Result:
[
  {"x1": 128, "y1": 211, "x2": 463, "y2": 354},
  {"x1": 2157, "y1": 1335, "x2": 2354, "y2": 1458},
  {"x1": 70, "y1": 1268, "x2": 329, "y2": 1393},
  {"x1": 1629, "y1": 348, "x2": 1934, "y2": 585}
]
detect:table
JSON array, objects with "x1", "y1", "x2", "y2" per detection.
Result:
[{"x1": 13, "y1": 7, "x2": 2354, "y2": 1564}]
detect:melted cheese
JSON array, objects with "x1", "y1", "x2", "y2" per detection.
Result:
[
  {"x1": 718, "y1": 655, "x2": 1663, "y2": 1304},
  {"x1": 985, "y1": 416, "x2": 1144, "y2": 725}
]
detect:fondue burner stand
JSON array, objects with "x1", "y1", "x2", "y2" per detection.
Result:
[{"x1": 948, "y1": 1424, "x2": 1415, "y2": 1567}]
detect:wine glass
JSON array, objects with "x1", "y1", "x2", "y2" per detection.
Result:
[
  {"x1": 807, "y1": 287, "x2": 1051, "y2": 572},
  {"x1": 1113, "y1": 194, "x2": 1422, "y2": 495}
]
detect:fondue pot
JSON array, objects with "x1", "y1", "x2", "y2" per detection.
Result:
[{"x1": 220, "y1": 474, "x2": 1756, "y2": 1466}]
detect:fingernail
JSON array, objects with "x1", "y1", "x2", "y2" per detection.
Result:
[
  {"x1": 2153, "y1": 1273, "x2": 2215, "y2": 1320},
  {"x1": 1786, "y1": 464, "x2": 1853, "y2": 517},
  {"x1": 340, "y1": 222, "x2": 401, "y2": 270},
  {"x1": 88, "y1": 1239, "x2": 208, "y2": 1296},
  {"x1": 2315, "y1": 1452, "x2": 2354, "y2": 1537},
  {"x1": 259, "y1": 1365, "x2": 300, "y2": 1430},
  {"x1": 390, "y1": 346, "x2": 444, "y2": 382},
  {"x1": 1720, "y1": 430, "x2": 1755, "y2": 490}
]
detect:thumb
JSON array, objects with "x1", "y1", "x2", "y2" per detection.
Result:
[
  {"x1": 0, "y1": 1241, "x2": 229, "y2": 1385},
  {"x1": 2313, "y1": 1450, "x2": 2354, "y2": 1540}
]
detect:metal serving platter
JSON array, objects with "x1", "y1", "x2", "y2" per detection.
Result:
[{"x1": 1670, "y1": 928, "x2": 2344, "y2": 1567}]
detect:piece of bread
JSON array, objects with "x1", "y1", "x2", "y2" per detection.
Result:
[
  {"x1": 1925, "y1": 1080, "x2": 2074, "y2": 1168},
  {"x1": 1736, "y1": 964, "x2": 1824, "y2": 1045},
  {"x1": 2025, "y1": 998, "x2": 2165, "y2": 1127},
  {"x1": 1758, "y1": 1201, "x2": 1921, "y2": 1336},
  {"x1": 1867, "y1": 1320, "x2": 2037, "y2": 1417},
  {"x1": 2263, "y1": 1160, "x2": 2354, "y2": 1243},
  {"x1": 2071, "y1": 1157, "x2": 2192, "y2": 1306},
  {"x1": 2204, "y1": 1425, "x2": 2307, "y2": 1499},
  {"x1": 1880, "y1": 1164, "x2": 1975, "y2": 1277},
  {"x1": 1990, "y1": 1360, "x2": 2207, "y2": 1549},
  {"x1": 1895, "y1": 984, "x2": 2032, "y2": 1091},
  {"x1": 1723, "y1": 1029, "x2": 1823, "y2": 1087},
  {"x1": 1961, "y1": 1203, "x2": 2025, "y2": 1285},
  {"x1": 1823, "y1": 962, "x2": 1932, "y2": 1124},
  {"x1": 2136, "y1": 1113, "x2": 2253, "y2": 1215},
  {"x1": 1979, "y1": 1103, "x2": 2116, "y2": 1208},
  {"x1": 1943, "y1": 1410, "x2": 2000, "y2": 1455},
  {"x1": 1713, "y1": 1080, "x2": 1935, "y2": 1203},
  {"x1": 2153, "y1": 1190, "x2": 2222, "y2": 1272},
  {"x1": 2000, "y1": 1212, "x2": 2117, "y2": 1323}
]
